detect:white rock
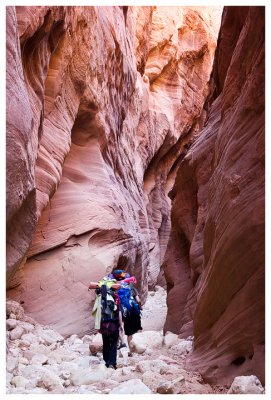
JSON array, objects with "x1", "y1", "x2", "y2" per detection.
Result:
[
  {"x1": 73, "y1": 338, "x2": 83, "y2": 345},
  {"x1": 60, "y1": 370, "x2": 71, "y2": 379},
  {"x1": 171, "y1": 340, "x2": 193, "y2": 355},
  {"x1": 160, "y1": 364, "x2": 184, "y2": 375},
  {"x1": 21, "y1": 332, "x2": 39, "y2": 344},
  {"x1": 6, "y1": 356, "x2": 18, "y2": 373},
  {"x1": 17, "y1": 321, "x2": 35, "y2": 333},
  {"x1": 37, "y1": 370, "x2": 63, "y2": 391},
  {"x1": 9, "y1": 326, "x2": 24, "y2": 340},
  {"x1": 19, "y1": 339, "x2": 31, "y2": 348},
  {"x1": 136, "y1": 359, "x2": 168, "y2": 374},
  {"x1": 22, "y1": 364, "x2": 46, "y2": 383},
  {"x1": 10, "y1": 313, "x2": 17, "y2": 320},
  {"x1": 71, "y1": 364, "x2": 113, "y2": 386},
  {"x1": 76, "y1": 357, "x2": 90, "y2": 369},
  {"x1": 60, "y1": 361, "x2": 79, "y2": 375},
  {"x1": 145, "y1": 347, "x2": 153, "y2": 355},
  {"x1": 9, "y1": 347, "x2": 20, "y2": 357},
  {"x1": 66, "y1": 334, "x2": 78, "y2": 344},
  {"x1": 110, "y1": 379, "x2": 152, "y2": 394},
  {"x1": 163, "y1": 331, "x2": 179, "y2": 348},
  {"x1": 29, "y1": 343, "x2": 51, "y2": 355},
  {"x1": 70, "y1": 343, "x2": 89, "y2": 355},
  {"x1": 142, "y1": 370, "x2": 165, "y2": 392},
  {"x1": 228, "y1": 375, "x2": 264, "y2": 394},
  {"x1": 19, "y1": 357, "x2": 29, "y2": 365},
  {"x1": 6, "y1": 372, "x2": 13, "y2": 386},
  {"x1": 82, "y1": 335, "x2": 93, "y2": 343},
  {"x1": 154, "y1": 285, "x2": 165, "y2": 293},
  {"x1": 130, "y1": 331, "x2": 163, "y2": 354},
  {"x1": 89, "y1": 333, "x2": 103, "y2": 354},
  {"x1": 31, "y1": 353, "x2": 48, "y2": 365},
  {"x1": 6, "y1": 319, "x2": 17, "y2": 330},
  {"x1": 63, "y1": 379, "x2": 71, "y2": 387},
  {"x1": 11, "y1": 376, "x2": 29, "y2": 389},
  {"x1": 36, "y1": 328, "x2": 64, "y2": 345},
  {"x1": 119, "y1": 347, "x2": 129, "y2": 366}
]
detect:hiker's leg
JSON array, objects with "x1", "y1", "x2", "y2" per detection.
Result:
[
  {"x1": 108, "y1": 330, "x2": 119, "y2": 367},
  {"x1": 127, "y1": 335, "x2": 133, "y2": 355},
  {"x1": 102, "y1": 334, "x2": 110, "y2": 366}
]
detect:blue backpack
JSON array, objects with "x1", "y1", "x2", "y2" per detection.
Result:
[{"x1": 118, "y1": 285, "x2": 140, "y2": 317}]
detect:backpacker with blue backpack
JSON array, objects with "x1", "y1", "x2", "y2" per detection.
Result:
[{"x1": 118, "y1": 284, "x2": 140, "y2": 318}]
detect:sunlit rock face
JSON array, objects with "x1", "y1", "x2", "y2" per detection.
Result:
[
  {"x1": 6, "y1": 6, "x2": 221, "y2": 336},
  {"x1": 163, "y1": 6, "x2": 264, "y2": 385}
]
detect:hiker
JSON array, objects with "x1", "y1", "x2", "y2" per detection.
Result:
[
  {"x1": 89, "y1": 269, "x2": 142, "y2": 359},
  {"x1": 89, "y1": 279, "x2": 123, "y2": 369},
  {"x1": 110, "y1": 270, "x2": 142, "y2": 356}
]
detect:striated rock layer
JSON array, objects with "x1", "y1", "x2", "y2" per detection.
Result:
[
  {"x1": 6, "y1": 6, "x2": 221, "y2": 335},
  {"x1": 163, "y1": 6, "x2": 264, "y2": 385}
]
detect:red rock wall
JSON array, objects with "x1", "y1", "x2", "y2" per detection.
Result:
[
  {"x1": 6, "y1": 6, "x2": 221, "y2": 336},
  {"x1": 163, "y1": 6, "x2": 264, "y2": 384}
]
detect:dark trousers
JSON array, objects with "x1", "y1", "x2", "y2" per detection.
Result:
[{"x1": 102, "y1": 330, "x2": 119, "y2": 367}]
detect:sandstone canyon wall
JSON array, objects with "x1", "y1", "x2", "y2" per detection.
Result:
[
  {"x1": 163, "y1": 6, "x2": 264, "y2": 384},
  {"x1": 6, "y1": 6, "x2": 221, "y2": 336}
]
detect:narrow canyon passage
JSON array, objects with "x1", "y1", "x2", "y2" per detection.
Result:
[{"x1": 6, "y1": 5, "x2": 265, "y2": 394}]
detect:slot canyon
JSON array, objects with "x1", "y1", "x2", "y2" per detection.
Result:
[{"x1": 6, "y1": 5, "x2": 265, "y2": 394}]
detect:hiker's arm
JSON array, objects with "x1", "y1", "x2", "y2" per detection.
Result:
[
  {"x1": 135, "y1": 294, "x2": 142, "y2": 309},
  {"x1": 88, "y1": 282, "x2": 99, "y2": 290},
  {"x1": 121, "y1": 276, "x2": 137, "y2": 284},
  {"x1": 112, "y1": 283, "x2": 122, "y2": 290},
  {"x1": 88, "y1": 282, "x2": 121, "y2": 290},
  {"x1": 119, "y1": 310, "x2": 124, "y2": 332}
]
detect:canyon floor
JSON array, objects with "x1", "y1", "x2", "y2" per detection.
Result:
[{"x1": 5, "y1": 286, "x2": 238, "y2": 395}]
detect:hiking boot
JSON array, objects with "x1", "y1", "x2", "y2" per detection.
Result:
[
  {"x1": 118, "y1": 343, "x2": 127, "y2": 349},
  {"x1": 108, "y1": 364, "x2": 117, "y2": 369}
]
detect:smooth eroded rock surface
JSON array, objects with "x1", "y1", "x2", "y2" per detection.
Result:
[
  {"x1": 6, "y1": 5, "x2": 221, "y2": 336},
  {"x1": 163, "y1": 6, "x2": 265, "y2": 384}
]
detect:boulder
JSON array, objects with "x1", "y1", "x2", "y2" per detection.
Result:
[
  {"x1": 227, "y1": 375, "x2": 264, "y2": 394},
  {"x1": 170, "y1": 340, "x2": 193, "y2": 355},
  {"x1": 6, "y1": 356, "x2": 18, "y2": 373},
  {"x1": 19, "y1": 357, "x2": 30, "y2": 365},
  {"x1": 31, "y1": 354, "x2": 49, "y2": 365},
  {"x1": 160, "y1": 364, "x2": 185, "y2": 375},
  {"x1": 17, "y1": 321, "x2": 35, "y2": 333},
  {"x1": 82, "y1": 335, "x2": 93, "y2": 343},
  {"x1": 130, "y1": 331, "x2": 163, "y2": 354},
  {"x1": 37, "y1": 370, "x2": 64, "y2": 391},
  {"x1": 70, "y1": 364, "x2": 113, "y2": 386},
  {"x1": 89, "y1": 333, "x2": 103, "y2": 354},
  {"x1": 11, "y1": 376, "x2": 29, "y2": 389},
  {"x1": 6, "y1": 372, "x2": 13, "y2": 387},
  {"x1": 36, "y1": 328, "x2": 64, "y2": 345},
  {"x1": 9, "y1": 326, "x2": 24, "y2": 340},
  {"x1": 110, "y1": 379, "x2": 152, "y2": 394},
  {"x1": 21, "y1": 332, "x2": 39, "y2": 344},
  {"x1": 19, "y1": 339, "x2": 31, "y2": 348},
  {"x1": 6, "y1": 319, "x2": 17, "y2": 330},
  {"x1": 163, "y1": 331, "x2": 179, "y2": 348},
  {"x1": 136, "y1": 359, "x2": 168, "y2": 374},
  {"x1": 21, "y1": 364, "x2": 47, "y2": 383}
]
